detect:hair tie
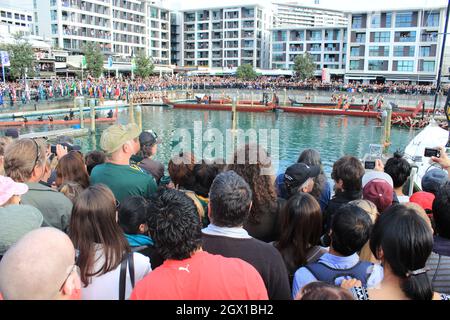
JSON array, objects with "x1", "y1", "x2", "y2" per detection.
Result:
[{"x1": 406, "y1": 268, "x2": 429, "y2": 277}]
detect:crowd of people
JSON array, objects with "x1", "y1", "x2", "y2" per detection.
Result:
[
  {"x1": 0, "y1": 76, "x2": 447, "y2": 108},
  {"x1": 0, "y1": 122, "x2": 449, "y2": 301}
]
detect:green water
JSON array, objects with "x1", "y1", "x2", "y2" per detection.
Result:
[{"x1": 18, "y1": 106, "x2": 417, "y2": 176}]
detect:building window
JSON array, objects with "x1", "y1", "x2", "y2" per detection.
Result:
[
  {"x1": 352, "y1": 15, "x2": 363, "y2": 29},
  {"x1": 0, "y1": 11, "x2": 5, "y2": 18},
  {"x1": 272, "y1": 43, "x2": 284, "y2": 52},
  {"x1": 369, "y1": 46, "x2": 389, "y2": 57},
  {"x1": 273, "y1": 31, "x2": 286, "y2": 42},
  {"x1": 372, "y1": 32, "x2": 390, "y2": 42},
  {"x1": 393, "y1": 46, "x2": 415, "y2": 57},
  {"x1": 150, "y1": 8, "x2": 158, "y2": 19},
  {"x1": 422, "y1": 61, "x2": 435, "y2": 72},
  {"x1": 349, "y1": 60, "x2": 361, "y2": 70},
  {"x1": 350, "y1": 47, "x2": 360, "y2": 57},
  {"x1": 385, "y1": 13, "x2": 392, "y2": 28},
  {"x1": 368, "y1": 60, "x2": 387, "y2": 71},
  {"x1": 396, "y1": 60, "x2": 414, "y2": 72},
  {"x1": 355, "y1": 33, "x2": 366, "y2": 43},
  {"x1": 14, "y1": 13, "x2": 19, "y2": 19},
  {"x1": 51, "y1": 24, "x2": 57, "y2": 34},
  {"x1": 425, "y1": 11, "x2": 439, "y2": 27},
  {"x1": 395, "y1": 12, "x2": 414, "y2": 28},
  {"x1": 272, "y1": 53, "x2": 285, "y2": 62},
  {"x1": 311, "y1": 30, "x2": 322, "y2": 41},
  {"x1": 27, "y1": 15, "x2": 32, "y2": 21},
  {"x1": 396, "y1": 31, "x2": 416, "y2": 42},
  {"x1": 371, "y1": 14, "x2": 381, "y2": 28},
  {"x1": 420, "y1": 46, "x2": 431, "y2": 57}
]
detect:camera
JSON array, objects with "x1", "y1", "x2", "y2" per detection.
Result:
[
  {"x1": 364, "y1": 160, "x2": 376, "y2": 170},
  {"x1": 424, "y1": 148, "x2": 440, "y2": 158},
  {"x1": 50, "y1": 143, "x2": 81, "y2": 154}
]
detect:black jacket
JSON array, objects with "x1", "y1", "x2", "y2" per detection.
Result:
[{"x1": 323, "y1": 190, "x2": 362, "y2": 234}]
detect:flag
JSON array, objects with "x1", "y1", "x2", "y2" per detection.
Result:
[
  {"x1": 108, "y1": 56, "x2": 113, "y2": 68},
  {"x1": 131, "y1": 58, "x2": 136, "y2": 71},
  {"x1": 1, "y1": 51, "x2": 10, "y2": 67},
  {"x1": 81, "y1": 56, "x2": 87, "y2": 68}
]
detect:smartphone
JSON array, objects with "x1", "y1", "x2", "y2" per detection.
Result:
[
  {"x1": 364, "y1": 161, "x2": 376, "y2": 170},
  {"x1": 424, "y1": 148, "x2": 440, "y2": 158}
]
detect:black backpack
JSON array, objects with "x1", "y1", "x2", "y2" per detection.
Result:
[{"x1": 304, "y1": 261, "x2": 374, "y2": 287}]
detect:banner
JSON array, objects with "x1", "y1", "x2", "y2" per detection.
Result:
[
  {"x1": 108, "y1": 56, "x2": 113, "y2": 68},
  {"x1": 1, "y1": 51, "x2": 10, "y2": 67},
  {"x1": 321, "y1": 68, "x2": 330, "y2": 83}
]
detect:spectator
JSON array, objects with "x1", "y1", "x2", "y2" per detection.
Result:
[
  {"x1": 384, "y1": 151, "x2": 412, "y2": 203},
  {"x1": 55, "y1": 151, "x2": 90, "y2": 189},
  {"x1": 202, "y1": 171, "x2": 291, "y2": 300},
  {"x1": 227, "y1": 144, "x2": 283, "y2": 242},
  {"x1": 292, "y1": 204, "x2": 382, "y2": 299},
  {"x1": 409, "y1": 191, "x2": 435, "y2": 220},
  {"x1": 422, "y1": 168, "x2": 448, "y2": 196},
  {"x1": 297, "y1": 281, "x2": 354, "y2": 300},
  {"x1": 430, "y1": 146, "x2": 450, "y2": 179},
  {"x1": 118, "y1": 196, "x2": 163, "y2": 269},
  {"x1": 0, "y1": 176, "x2": 43, "y2": 260},
  {"x1": 4, "y1": 138, "x2": 72, "y2": 231},
  {"x1": 274, "y1": 193, "x2": 326, "y2": 285},
  {"x1": 84, "y1": 151, "x2": 106, "y2": 176},
  {"x1": 426, "y1": 181, "x2": 450, "y2": 294},
  {"x1": 284, "y1": 163, "x2": 320, "y2": 199},
  {"x1": 0, "y1": 227, "x2": 81, "y2": 300},
  {"x1": 134, "y1": 130, "x2": 164, "y2": 183},
  {"x1": 168, "y1": 152, "x2": 196, "y2": 190},
  {"x1": 130, "y1": 189, "x2": 268, "y2": 300},
  {"x1": 362, "y1": 171, "x2": 394, "y2": 214},
  {"x1": 347, "y1": 204, "x2": 449, "y2": 300},
  {"x1": 0, "y1": 136, "x2": 13, "y2": 176},
  {"x1": 69, "y1": 184, "x2": 151, "y2": 300},
  {"x1": 58, "y1": 181, "x2": 84, "y2": 204},
  {"x1": 323, "y1": 156, "x2": 365, "y2": 233},
  {"x1": 4, "y1": 128, "x2": 19, "y2": 140},
  {"x1": 90, "y1": 124, "x2": 157, "y2": 202}
]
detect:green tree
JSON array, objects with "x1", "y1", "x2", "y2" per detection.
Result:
[
  {"x1": 134, "y1": 52, "x2": 154, "y2": 78},
  {"x1": 0, "y1": 33, "x2": 35, "y2": 80},
  {"x1": 293, "y1": 53, "x2": 316, "y2": 80},
  {"x1": 236, "y1": 63, "x2": 257, "y2": 80},
  {"x1": 82, "y1": 43, "x2": 104, "y2": 78}
]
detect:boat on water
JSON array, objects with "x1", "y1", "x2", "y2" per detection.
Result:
[
  {"x1": 0, "y1": 116, "x2": 117, "y2": 127},
  {"x1": 403, "y1": 119, "x2": 448, "y2": 191},
  {"x1": 162, "y1": 97, "x2": 275, "y2": 112}
]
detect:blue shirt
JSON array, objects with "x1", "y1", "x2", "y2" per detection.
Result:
[{"x1": 291, "y1": 252, "x2": 384, "y2": 299}]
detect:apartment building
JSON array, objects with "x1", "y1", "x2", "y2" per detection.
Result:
[
  {"x1": 180, "y1": 4, "x2": 271, "y2": 69},
  {"x1": 272, "y1": 2, "x2": 348, "y2": 27},
  {"x1": 345, "y1": 7, "x2": 446, "y2": 83},
  {"x1": 0, "y1": 6, "x2": 34, "y2": 33},
  {"x1": 271, "y1": 26, "x2": 347, "y2": 77},
  {"x1": 35, "y1": 0, "x2": 170, "y2": 62}
]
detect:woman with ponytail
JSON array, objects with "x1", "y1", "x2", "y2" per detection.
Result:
[{"x1": 343, "y1": 204, "x2": 450, "y2": 300}]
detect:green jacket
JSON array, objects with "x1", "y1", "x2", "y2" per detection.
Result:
[{"x1": 21, "y1": 183, "x2": 73, "y2": 232}]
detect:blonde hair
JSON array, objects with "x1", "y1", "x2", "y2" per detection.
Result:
[
  {"x1": 0, "y1": 136, "x2": 13, "y2": 176},
  {"x1": 349, "y1": 199, "x2": 379, "y2": 263},
  {"x1": 404, "y1": 202, "x2": 433, "y2": 231},
  {"x1": 4, "y1": 139, "x2": 47, "y2": 182}
]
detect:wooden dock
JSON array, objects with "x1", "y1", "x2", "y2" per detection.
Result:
[{"x1": 20, "y1": 128, "x2": 90, "y2": 140}]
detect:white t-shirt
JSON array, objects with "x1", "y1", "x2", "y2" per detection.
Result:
[
  {"x1": 81, "y1": 245, "x2": 152, "y2": 300},
  {"x1": 397, "y1": 195, "x2": 410, "y2": 203}
]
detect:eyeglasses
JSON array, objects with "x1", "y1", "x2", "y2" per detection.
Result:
[
  {"x1": 115, "y1": 199, "x2": 120, "y2": 209},
  {"x1": 29, "y1": 138, "x2": 41, "y2": 172},
  {"x1": 58, "y1": 264, "x2": 81, "y2": 293}
]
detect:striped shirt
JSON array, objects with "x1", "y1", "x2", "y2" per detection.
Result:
[{"x1": 426, "y1": 252, "x2": 450, "y2": 295}]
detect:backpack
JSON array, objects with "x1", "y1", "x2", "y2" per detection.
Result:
[{"x1": 304, "y1": 261, "x2": 374, "y2": 287}]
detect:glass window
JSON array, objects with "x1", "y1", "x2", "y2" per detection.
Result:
[
  {"x1": 352, "y1": 15, "x2": 363, "y2": 28},
  {"x1": 425, "y1": 12, "x2": 439, "y2": 27},
  {"x1": 368, "y1": 60, "x2": 386, "y2": 71},
  {"x1": 385, "y1": 13, "x2": 392, "y2": 28},
  {"x1": 372, "y1": 32, "x2": 390, "y2": 42},
  {"x1": 355, "y1": 33, "x2": 366, "y2": 43},
  {"x1": 272, "y1": 53, "x2": 285, "y2": 62},
  {"x1": 369, "y1": 46, "x2": 389, "y2": 56},
  {"x1": 273, "y1": 31, "x2": 286, "y2": 41},
  {"x1": 422, "y1": 61, "x2": 435, "y2": 72},
  {"x1": 51, "y1": 24, "x2": 58, "y2": 35},
  {"x1": 272, "y1": 43, "x2": 284, "y2": 52},
  {"x1": 151, "y1": 8, "x2": 158, "y2": 19},
  {"x1": 393, "y1": 46, "x2": 415, "y2": 57},
  {"x1": 371, "y1": 14, "x2": 381, "y2": 28},
  {"x1": 396, "y1": 31, "x2": 416, "y2": 42},
  {"x1": 349, "y1": 60, "x2": 361, "y2": 70},
  {"x1": 350, "y1": 47, "x2": 360, "y2": 56},
  {"x1": 420, "y1": 46, "x2": 431, "y2": 57},
  {"x1": 311, "y1": 30, "x2": 322, "y2": 41},
  {"x1": 395, "y1": 12, "x2": 413, "y2": 28},
  {"x1": 396, "y1": 60, "x2": 414, "y2": 72}
]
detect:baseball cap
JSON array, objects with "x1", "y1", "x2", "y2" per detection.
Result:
[
  {"x1": 422, "y1": 169, "x2": 448, "y2": 195},
  {"x1": 409, "y1": 191, "x2": 435, "y2": 212},
  {"x1": 0, "y1": 176, "x2": 28, "y2": 206},
  {"x1": 5, "y1": 128, "x2": 19, "y2": 139},
  {"x1": 100, "y1": 123, "x2": 141, "y2": 154},
  {"x1": 139, "y1": 130, "x2": 161, "y2": 146},
  {"x1": 284, "y1": 163, "x2": 320, "y2": 189},
  {"x1": 362, "y1": 171, "x2": 394, "y2": 213}
]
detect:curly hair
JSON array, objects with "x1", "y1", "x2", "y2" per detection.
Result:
[
  {"x1": 146, "y1": 189, "x2": 202, "y2": 260},
  {"x1": 227, "y1": 144, "x2": 277, "y2": 224}
]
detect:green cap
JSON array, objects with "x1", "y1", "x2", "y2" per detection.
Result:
[{"x1": 100, "y1": 123, "x2": 141, "y2": 154}]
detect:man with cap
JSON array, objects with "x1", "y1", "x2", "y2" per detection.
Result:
[
  {"x1": 284, "y1": 163, "x2": 320, "y2": 199},
  {"x1": 422, "y1": 168, "x2": 449, "y2": 196},
  {"x1": 4, "y1": 128, "x2": 19, "y2": 139},
  {"x1": 131, "y1": 130, "x2": 164, "y2": 183},
  {"x1": 362, "y1": 171, "x2": 394, "y2": 213},
  {"x1": 90, "y1": 123, "x2": 157, "y2": 202}
]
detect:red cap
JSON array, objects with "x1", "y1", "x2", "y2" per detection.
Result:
[
  {"x1": 409, "y1": 191, "x2": 435, "y2": 211},
  {"x1": 363, "y1": 179, "x2": 394, "y2": 213}
]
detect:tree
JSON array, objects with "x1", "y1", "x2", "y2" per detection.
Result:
[
  {"x1": 236, "y1": 63, "x2": 257, "y2": 80},
  {"x1": 83, "y1": 43, "x2": 104, "y2": 78},
  {"x1": 0, "y1": 33, "x2": 35, "y2": 80},
  {"x1": 293, "y1": 53, "x2": 316, "y2": 80},
  {"x1": 134, "y1": 52, "x2": 154, "y2": 78}
]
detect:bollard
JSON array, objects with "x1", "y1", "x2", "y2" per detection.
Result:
[
  {"x1": 251, "y1": 91, "x2": 254, "y2": 107},
  {"x1": 76, "y1": 97, "x2": 85, "y2": 129},
  {"x1": 136, "y1": 105, "x2": 142, "y2": 132},
  {"x1": 89, "y1": 98, "x2": 96, "y2": 134},
  {"x1": 382, "y1": 104, "x2": 393, "y2": 154},
  {"x1": 232, "y1": 96, "x2": 237, "y2": 133}
]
